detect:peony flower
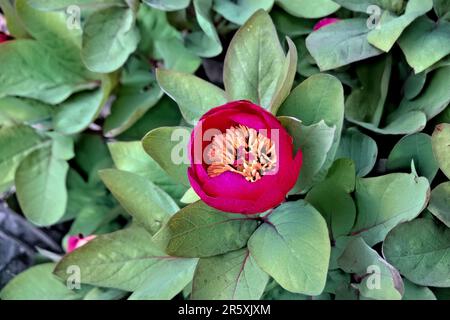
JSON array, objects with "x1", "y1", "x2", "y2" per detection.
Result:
[
  {"x1": 313, "y1": 18, "x2": 340, "y2": 31},
  {"x1": 188, "y1": 100, "x2": 302, "y2": 214},
  {"x1": 67, "y1": 235, "x2": 96, "y2": 253}
]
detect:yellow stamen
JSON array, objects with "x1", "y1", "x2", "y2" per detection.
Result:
[{"x1": 205, "y1": 125, "x2": 277, "y2": 182}]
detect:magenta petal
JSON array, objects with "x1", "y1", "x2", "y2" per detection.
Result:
[
  {"x1": 66, "y1": 235, "x2": 96, "y2": 253},
  {"x1": 0, "y1": 32, "x2": 10, "y2": 43},
  {"x1": 313, "y1": 18, "x2": 340, "y2": 31},
  {"x1": 188, "y1": 168, "x2": 285, "y2": 214},
  {"x1": 67, "y1": 236, "x2": 80, "y2": 253},
  {"x1": 188, "y1": 100, "x2": 303, "y2": 214}
]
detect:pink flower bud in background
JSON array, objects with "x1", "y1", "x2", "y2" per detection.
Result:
[
  {"x1": 67, "y1": 235, "x2": 96, "y2": 253},
  {"x1": 0, "y1": 14, "x2": 10, "y2": 43},
  {"x1": 0, "y1": 32, "x2": 10, "y2": 44},
  {"x1": 313, "y1": 18, "x2": 340, "y2": 31}
]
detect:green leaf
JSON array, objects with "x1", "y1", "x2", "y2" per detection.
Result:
[
  {"x1": 305, "y1": 159, "x2": 356, "y2": 240},
  {"x1": 0, "y1": 0, "x2": 99, "y2": 104},
  {"x1": 387, "y1": 133, "x2": 439, "y2": 181},
  {"x1": 118, "y1": 96, "x2": 182, "y2": 140},
  {"x1": 350, "y1": 110, "x2": 427, "y2": 135},
  {"x1": 279, "y1": 117, "x2": 336, "y2": 193},
  {"x1": 351, "y1": 172, "x2": 430, "y2": 246},
  {"x1": 0, "y1": 97, "x2": 52, "y2": 126},
  {"x1": 99, "y1": 169, "x2": 178, "y2": 235},
  {"x1": 383, "y1": 218, "x2": 450, "y2": 287},
  {"x1": 83, "y1": 287, "x2": 128, "y2": 300},
  {"x1": 136, "y1": 5, "x2": 201, "y2": 73},
  {"x1": 104, "y1": 58, "x2": 162, "y2": 137},
  {"x1": 278, "y1": 72, "x2": 344, "y2": 134},
  {"x1": 142, "y1": 126, "x2": 191, "y2": 186},
  {"x1": 66, "y1": 180, "x2": 118, "y2": 237},
  {"x1": 0, "y1": 40, "x2": 97, "y2": 104},
  {"x1": 402, "y1": 279, "x2": 436, "y2": 300},
  {"x1": 269, "y1": 37, "x2": 298, "y2": 114},
  {"x1": 276, "y1": 0, "x2": 339, "y2": 18},
  {"x1": 432, "y1": 123, "x2": 450, "y2": 179},
  {"x1": 338, "y1": 237, "x2": 404, "y2": 300},
  {"x1": 156, "y1": 69, "x2": 227, "y2": 125},
  {"x1": 305, "y1": 159, "x2": 356, "y2": 239},
  {"x1": 54, "y1": 76, "x2": 115, "y2": 135},
  {"x1": 82, "y1": 7, "x2": 140, "y2": 73},
  {"x1": 336, "y1": 128, "x2": 378, "y2": 177},
  {"x1": 136, "y1": 5, "x2": 177, "y2": 50},
  {"x1": 306, "y1": 19, "x2": 383, "y2": 71},
  {"x1": 306, "y1": 181, "x2": 356, "y2": 240},
  {"x1": 129, "y1": 262, "x2": 196, "y2": 300},
  {"x1": 180, "y1": 188, "x2": 201, "y2": 204},
  {"x1": 333, "y1": 0, "x2": 405, "y2": 13},
  {"x1": 15, "y1": 139, "x2": 72, "y2": 226},
  {"x1": 16, "y1": 0, "x2": 82, "y2": 53},
  {"x1": 54, "y1": 226, "x2": 198, "y2": 296},
  {"x1": 329, "y1": 236, "x2": 352, "y2": 271},
  {"x1": 28, "y1": 0, "x2": 125, "y2": 10},
  {"x1": 404, "y1": 71, "x2": 427, "y2": 100},
  {"x1": 185, "y1": 0, "x2": 222, "y2": 58},
  {"x1": 191, "y1": 248, "x2": 269, "y2": 300},
  {"x1": 325, "y1": 158, "x2": 357, "y2": 193},
  {"x1": 434, "y1": 0, "x2": 450, "y2": 18},
  {"x1": 0, "y1": 263, "x2": 85, "y2": 300},
  {"x1": 0, "y1": 125, "x2": 46, "y2": 190},
  {"x1": 345, "y1": 55, "x2": 392, "y2": 126},
  {"x1": 73, "y1": 134, "x2": 112, "y2": 179},
  {"x1": 155, "y1": 38, "x2": 202, "y2": 73},
  {"x1": 143, "y1": 0, "x2": 190, "y2": 11},
  {"x1": 213, "y1": 0, "x2": 274, "y2": 25},
  {"x1": 48, "y1": 132, "x2": 75, "y2": 160},
  {"x1": 398, "y1": 17, "x2": 450, "y2": 74},
  {"x1": 428, "y1": 182, "x2": 450, "y2": 227},
  {"x1": 223, "y1": 10, "x2": 286, "y2": 111},
  {"x1": 323, "y1": 269, "x2": 351, "y2": 294},
  {"x1": 271, "y1": 9, "x2": 315, "y2": 37},
  {"x1": 154, "y1": 201, "x2": 259, "y2": 258},
  {"x1": 395, "y1": 67, "x2": 450, "y2": 123},
  {"x1": 248, "y1": 200, "x2": 331, "y2": 295},
  {"x1": 108, "y1": 141, "x2": 187, "y2": 202},
  {"x1": 367, "y1": 0, "x2": 433, "y2": 52},
  {"x1": 278, "y1": 73, "x2": 345, "y2": 184}
]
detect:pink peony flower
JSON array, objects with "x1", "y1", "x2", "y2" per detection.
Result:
[
  {"x1": 313, "y1": 18, "x2": 340, "y2": 31},
  {"x1": 67, "y1": 235, "x2": 96, "y2": 253},
  {"x1": 188, "y1": 100, "x2": 302, "y2": 214}
]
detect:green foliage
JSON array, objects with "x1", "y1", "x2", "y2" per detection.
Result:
[
  {"x1": 54, "y1": 226, "x2": 198, "y2": 298},
  {"x1": 279, "y1": 117, "x2": 336, "y2": 193},
  {"x1": 387, "y1": 133, "x2": 439, "y2": 181},
  {"x1": 0, "y1": 263, "x2": 87, "y2": 300},
  {"x1": 428, "y1": 182, "x2": 450, "y2": 227},
  {"x1": 192, "y1": 248, "x2": 268, "y2": 300},
  {"x1": 248, "y1": 201, "x2": 330, "y2": 295},
  {"x1": 223, "y1": 10, "x2": 289, "y2": 112},
  {"x1": 155, "y1": 201, "x2": 259, "y2": 257},
  {"x1": 156, "y1": 68, "x2": 227, "y2": 124},
  {"x1": 384, "y1": 219, "x2": 450, "y2": 287},
  {"x1": 351, "y1": 172, "x2": 430, "y2": 246},
  {"x1": 306, "y1": 19, "x2": 383, "y2": 71}
]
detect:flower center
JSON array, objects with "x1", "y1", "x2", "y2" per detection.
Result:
[{"x1": 205, "y1": 125, "x2": 277, "y2": 182}]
